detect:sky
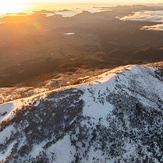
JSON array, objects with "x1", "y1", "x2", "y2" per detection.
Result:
[
  {"x1": 28, "y1": 0, "x2": 162, "y2": 3},
  {"x1": 0, "y1": 0, "x2": 162, "y2": 14},
  {"x1": 0, "y1": 0, "x2": 162, "y2": 4},
  {"x1": 31, "y1": 0, "x2": 161, "y2": 3}
]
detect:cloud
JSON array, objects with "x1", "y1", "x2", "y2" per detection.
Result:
[
  {"x1": 118, "y1": 10, "x2": 163, "y2": 22},
  {"x1": 118, "y1": 10, "x2": 163, "y2": 31},
  {"x1": 141, "y1": 23, "x2": 163, "y2": 31}
]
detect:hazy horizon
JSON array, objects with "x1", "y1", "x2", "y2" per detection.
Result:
[
  {"x1": 1, "y1": 0, "x2": 163, "y2": 14},
  {"x1": 0, "y1": 2, "x2": 163, "y2": 16},
  {"x1": 0, "y1": 3, "x2": 163, "y2": 87},
  {"x1": 1, "y1": 0, "x2": 162, "y2": 4}
]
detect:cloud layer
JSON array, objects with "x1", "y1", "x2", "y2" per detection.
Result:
[
  {"x1": 118, "y1": 10, "x2": 163, "y2": 31},
  {"x1": 141, "y1": 23, "x2": 163, "y2": 31},
  {"x1": 119, "y1": 10, "x2": 163, "y2": 22}
]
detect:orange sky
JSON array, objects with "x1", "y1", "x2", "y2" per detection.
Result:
[
  {"x1": 0, "y1": 0, "x2": 162, "y2": 14},
  {"x1": 0, "y1": 0, "x2": 162, "y2": 4}
]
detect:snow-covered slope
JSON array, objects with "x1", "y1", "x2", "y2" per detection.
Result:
[{"x1": 0, "y1": 65, "x2": 163, "y2": 163}]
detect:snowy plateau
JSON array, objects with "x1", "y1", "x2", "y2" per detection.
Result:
[{"x1": 0, "y1": 64, "x2": 163, "y2": 163}]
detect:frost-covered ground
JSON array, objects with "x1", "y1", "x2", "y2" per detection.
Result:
[
  {"x1": 0, "y1": 69, "x2": 106, "y2": 104},
  {"x1": 0, "y1": 87, "x2": 48, "y2": 104},
  {"x1": 0, "y1": 64, "x2": 163, "y2": 163}
]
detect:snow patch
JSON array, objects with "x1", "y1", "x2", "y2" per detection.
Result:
[{"x1": 47, "y1": 134, "x2": 75, "y2": 163}]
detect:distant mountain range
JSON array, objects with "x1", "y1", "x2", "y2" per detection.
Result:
[
  {"x1": 1, "y1": 5, "x2": 163, "y2": 87},
  {"x1": 0, "y1": 63, "x2": 163, "y2": 162}
]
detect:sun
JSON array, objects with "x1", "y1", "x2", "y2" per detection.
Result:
[{"x1": 0, "y1": 0, "x2": 28, "y2": 14}]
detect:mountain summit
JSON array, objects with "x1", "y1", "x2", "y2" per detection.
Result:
[{"x1": 0, "y1": 65, "x2": 163, "y2": 163}]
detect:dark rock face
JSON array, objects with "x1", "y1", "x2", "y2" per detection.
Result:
[
  {"x1": 0, "y1": 65, "x2": 163, "y2": 163},
  {"x1": 155, "y1": 68, "x2": 163, "y2": 82}
]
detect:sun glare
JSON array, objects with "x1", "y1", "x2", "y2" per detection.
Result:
[{"x1": 0, "y1": 0, "x2": 28, "y2": 14}]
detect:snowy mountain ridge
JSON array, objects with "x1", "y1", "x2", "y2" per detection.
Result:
[{"x1": 0, "y1": 64, "x2": 163, "y2": 163}]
